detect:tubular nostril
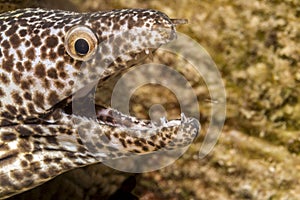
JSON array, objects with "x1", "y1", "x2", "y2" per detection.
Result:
[{"x1": 170, "y1": 18, "x2": 188, "y2": 25}]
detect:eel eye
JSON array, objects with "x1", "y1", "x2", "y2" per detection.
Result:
[{"x1": 65, "y1": 25, "x2": 98, "y2": 61}]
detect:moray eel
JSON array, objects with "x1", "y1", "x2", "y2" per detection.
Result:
[{"x1": 0, "y1": 8, "x2": 200, "y2": 198}]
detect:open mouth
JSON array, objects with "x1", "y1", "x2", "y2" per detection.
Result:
[{"x1": 50, "y1": 28, "x2": 200, "y2": 158}]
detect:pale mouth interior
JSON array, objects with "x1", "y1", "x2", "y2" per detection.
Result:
[
  {"x1": 58, "y1": 46, "x2": 186, "y2": 130},
  {"x1": 59, "y1": 90, "x2": 182, "y2": 130}
]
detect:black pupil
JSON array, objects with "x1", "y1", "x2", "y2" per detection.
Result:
[{"x1": 74, "y1": 39, "x2": 89, "y2": 55}]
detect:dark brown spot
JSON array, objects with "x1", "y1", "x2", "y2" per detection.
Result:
[
  {"x1": 150, "y1": 135, "x2": 157, "y2": 141},
  {"x1": 5, "y1": 24, "x2": 18, "y2": 36},
  {"x1": 39, "y1": 172, "x2": 49, "y2": 179},
  {"x1": 0, "y1": 175, "x2": 13, "y2": 187},
  {"x1": 42, "y1": 21, "x2": 54, "y2": 28},
  {"x1": 45, "y1": 136, "x2": 58, "y2": 145},
  {"x1": 23, "y1": 180, "x2": 33, "y2": 188},
  {"x1": 46, "y1": 35, "x2": 58, "y2": 48},
  {"x1": 12, "y1": 71, "x2": 22, "y2": 84},
  {"x1": 56, "y1": 61, "x2": 65, "y2": 71},
  {"x1": 140, "y1": 138, "x2": 146, "y2": 144},
  {"x1": 23, "y1": 171, "x2": 32, "y2": 178},
  {"x1": 49, "y1": 52, "x2": 57, "y2": 61},
  {"x1": 25, "y1": 40, "x2": 30, "y2": 47},
  {"x1": 0, "y1": 151, "x2": 17, "y2": 166},
  {"x1": 59, "y1": 71, "x2": 66, "y2": 79},
  {"x1": 30, "y1": 161, "x2": 41, "y2": 173},
  {"x1": 54, "y1": 81, "x2": 64, "y2": 89},
  {"x1": 0, "y1": 24, "x2": 7, "y2": 31},
  {"x1": 11, "y1": 92, "x2": 23, "y2": 105},
  {"x1": 147, "y1": 141, "x2": 155, "y2": 146},
  {"x1": 1, "y1": 111, "x2": 14, "y2": 120},
  {"x1": 11, "y1": 171, "x2": 23, "y2": 181},
  {"x1": 134, "y1": 140, "x2": 142, "y2": 147},
  {"x1": 132, "y1": 149, "x2": 141, "y2": 153},
  {"x1": 9, "y1": 34, "x2": 21, "y2": 48},
  {"x1": 43, "y1": 157, "x2": 52, "y2": 163},
  {"x1": 2, "y1": 55, "x2": 14, "y2": 72},
  {"x1": 19, "y1": 29, "x2": 27, "y2": 37},
  {"x1": 33, "y1": 126, "x2": 43, "y2": 134},
  {"x1": 77, "y1": 146, "x2": 86, "y2": 153},
  {"x1": 1, "y1": 40, "x2": 10, "y2": 49},
  {"x1": 33, "y1": 92, "x2": 45, "y2": 108},
  {"x1": 57, "y1": 44, "x2": 65, "y2": 56},
  {"x1": 34, "y1": 63, "x2": 46, "y2": 78},
  {"x1": 0, "y1": 119, "x2": 13, "y2": 126},
  {"x1": 105, "y1": 132, "x2": 111, "y2": 141},
  {"x1": 19, "y1": 108, "x2": 27, "y2": 115},
  {"x1": 24, "y1": 60, "x2": 32, "y2": 71},
  {"x1": 27, "y1": 103, "x2": 36, "y2": 114},
  {"x1": 128, "y1": 20, "x2": 134, "y2": 29},
  {"x1": 21, "y1": 80, "x2": 30, "y2": 90},
  {"x1": 126, "y1": 139, "x2": 133, "y2": 144},
  {"x1": 40, "y1": 45, "x2": 47, "y2": 53},
  {"x1": 159, "y1": 141, "x2": 166, "y2": 148},
  {"x1": 68, "y1": 80, "x2": 74, "y2": 86},
  {"x1": 17, "y1": 126, "x2": 34, "y2": 137},
  {"x1": 119, "y1": 138, "x2": 127, "y2": 148},
  {"x1": 31, "y1": 35, "x2": 42, "y2": 47},
  {"x1": 21, "y1": 160, "x2": 28, "y2": 167},
  {"x1": 16, "y1": 50, "x2": 23, "y2": 61},
  {"x1": 76, "y1": 138, "x2": 83, "y2": 145},
  {"x1": 0, "y1": 87, "x2": 5, "y2": 97},
  {"x1": 119, "y1": 19, "x2": 126, "y2": 26},
  {"x1": 24, "y1": 154, "x2": 33, "y2": 161},
  {"x1": 47, "y1": 91, "x2": 59, "y2": 105},
  {"x1": 142, "y1": 146, "x2": 149, "y2": 152},
  {"x1": 43, "y1": 78, "x2": 50, "y2": 89},
  {"x1": 74, "y1": 61, "x2": 82, "y2": 70},
  {"x1": 41, "y1": 52, "x2": 47, "y2": 59},
  {"x1": 47, "y1": 68, "x2": 58, "y2": 79},
  {"x1": 25, "y1": 47, "x2": 36, "y2": 60},
  {"x1": 41, "y1": 29, "x2": 50, "y2": 38},
  {"x1": 16, "y1": 62, "x2": 25, "y2": 72},
  {"x1": 1, "y1": 132, "x2": 16, "y2": 141},
  {"x1": 118, "y1": 132, "x2": 125, "y2": 138},
  {"x1": 48, "y1": 127, "x2": 57, "y2": 134},
  {"x1": 54, "y1": 157, "x2": 62, "y2": 163},
  {"x1": 113, "y1": 23, "x2": 120, "y2": 30},
  {"x1": 6, "y1": 104, "x2": 17, "y2": 114}
]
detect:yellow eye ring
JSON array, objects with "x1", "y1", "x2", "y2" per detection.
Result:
[{"x1": 65, "y1": 25, "x2": 98, "y2": 61}]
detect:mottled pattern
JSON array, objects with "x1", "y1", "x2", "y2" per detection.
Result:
[{"x1": 0, "y1": 8, "x2": 200, "y2": 198}]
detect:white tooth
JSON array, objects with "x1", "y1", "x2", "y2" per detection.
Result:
[
  {"x1": 160, "y1": 117, "x2": 168, "y2": 125},
  {"x1": 181, "y1": 113, "x2": 187, "y2": 123},
  {"x1": 145, "y1": 49, "x2": 150, "y2": 55}
]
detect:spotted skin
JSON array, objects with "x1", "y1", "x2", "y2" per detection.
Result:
[{"x1": 0, "y1": 8, "x2": 200, "y2": 198}]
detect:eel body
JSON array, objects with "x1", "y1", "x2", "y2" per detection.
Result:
[{"x1": 0, "y1": 8, "x2": 199, "y2": 198}]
